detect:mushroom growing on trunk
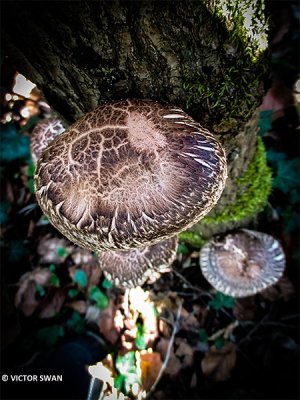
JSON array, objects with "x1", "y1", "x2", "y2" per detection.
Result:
[
  {"x1": 34, "y1": 99, "x2": 227, "y2": 253},
  {"x1": 98, "y1": 235, "x2": 178, "y2": 288},
  {"x1": 199, "y1": 229, "x2": 286, "y2": 298}
]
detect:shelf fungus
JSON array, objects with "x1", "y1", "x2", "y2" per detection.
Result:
[
  {"x1": 98, "y1": 235, "x2": 178, "y2": 288},
  {"x1": 30, "y1": 118, "x2": 65, "y2": 164},
  {"x1": 34, "y1": 99, "x2": 227, "y2": 253},
  {"x1": 200, "y1": 229, "x2": 286, "y2": 298}
]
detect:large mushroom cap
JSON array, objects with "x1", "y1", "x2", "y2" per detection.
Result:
[
  {"x1": 30, "y1": 118, "x2": 65, "y2": 164},
  {"x1": 200, "y1": 229, "x2": 286, "y2": 298},
  {"x1": 98, "y1": 236, "x2": 178, "y2": 288},
  {"x1": 34, "y1": 99, "x2": 227, "y2": 252}
]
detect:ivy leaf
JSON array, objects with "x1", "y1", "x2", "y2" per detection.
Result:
[
  {"x1": 88, "y1": 286, "x2": 108, "y2": 309},
  {"x1": 135, "y1": 323, "x2": 146, "y2": 350},
  {"x1": 209, "y1": 292, "x2": 235, "y2": 310},
  {"x1": 68, "y1": 288, "x2": 79, "y2": 298},
  {"x1": 8, "y1": 239, "x2": 30, "y2": 263},
  {"x1": 0, "y1": 123, "x2": 30, "y2": 162},
  {"x1": 214, "y1": 336, "x2": 225, "y2": 351},
  {"x1": 72, "y1": 269, "x2": 87, "y2": 288},
  {"x1": 114, "y1": 374, "x2": 125, "y2": 391},
  {"x1": 115, "y1": 351, "x2": 141, "y2": 394},
  {"x1": 56, "y1": 247, "x2": 68, "y2": 258},
  {"x1": 272, "y1": 158, "x2": 300, "y2": 194},
  {"x1": 49, "y1": 273, "x2": 60, "y2": 287},
  {"x1": 199, "y1": 328, "x2": 208, "y2": 343}
]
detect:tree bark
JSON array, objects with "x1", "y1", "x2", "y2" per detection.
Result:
[{"x1": 1, "y1": 0, "x2": 269, "y2": 238}]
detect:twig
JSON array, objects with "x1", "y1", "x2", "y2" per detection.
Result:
[
  {"x1": 146, "y1": 302, "x2": 183, "y2": 399},
  {"x1": 172, "y1": 269, "x2": 212, "y2": 297}
]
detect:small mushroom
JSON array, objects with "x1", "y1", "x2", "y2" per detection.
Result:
[
  {"x1": 98, "y1": 235, "x2": 178, "y2": 288},
  {"x1": 30, "y1": 118, "x2": 65, "y2": 164},
  {"x1": 200, "y1": 229, "x2": 285, "y2": 298},
  {"x1": 34, "y1": 99, "x2": 227, "y2": 252}
]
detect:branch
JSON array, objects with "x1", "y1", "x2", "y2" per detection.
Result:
[{"x1": 146, "y1": 302, "x2": 183, "y2": 399}]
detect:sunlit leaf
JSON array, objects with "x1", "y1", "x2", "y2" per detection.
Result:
[{"x1": 135, "y1": 323, "x2": 146, "y2": 350}]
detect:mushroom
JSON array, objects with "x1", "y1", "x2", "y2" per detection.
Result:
[
  {"x1": 30, "y1": 118, "x2": 65, "y2": 164},
  {"x1": 98, "y1": 235, "x2": 178, "y2": 288},
  {"x1": 199, "y1": 229, "x2": 286, "y2": 298},
  {"x1": 34, "y1": 99, "x2": 227, "y2": 253}
]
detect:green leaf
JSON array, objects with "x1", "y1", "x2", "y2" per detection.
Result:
[
  {"x1": 135, "y1": 323, "x2": 146, "y2": 350},
  {"x1": 88, "y1": 286, "x2": 108, "y2": 309},
  {"x1": 26, "y1": 163, "x2": 35, "y2": 177},
  {"x1": 49, "y1": 264, "x2": 56, "y2": 272},
  {"x1": 199, "y1": 328, "x2": 208, "y2": 343},
  {"x1": 214, "y1": 336, "x2": 225, "y2": 351},
  {"x1": 27, "y1": 177, "x2": 35, "y2": 194},
  {"x1": 114, "y1": 374, "x2": 125, "y2": 391},
  {"x1": 101, "y1": 278, "x2": 112, "y2": 289},
  {"x1": 65, "y1": 311, "x2": 85, "y2": 334},
  {"x1": 56, "y1": 247, "x2": 68, "y2": 258},
  {"x1": 0, "y1": 123, "x2": 30, "y2": 162},
  {"x1": 0, "y1": 201, "x2": 10, "y2": 224},
  {"x1": 68, "y1": 288, "x2": 79, "y2": 298},
  {"x1": 272, "y1": 158, "x2": 300, "y2": 194},
  {"x1": 35, "y1": 284, "x2": 45, "y2": 297},
  {"x1": 37, "y1": 325, "x2": 64, "y2": 348},
  {"x1": 73, "y1": 269, "x2": 87, "y2": 288},
  {"x1": 208, "y1": 292, "x2": 235, "y2": 310},
  {"x1": 177, "y1": 242, "x2": 189, "y2": 254},
  {"x1": 49, "y1": 273, "x2": 60, "y2": 287},
  {"x1": 115, "y1": 351, "x2": 141, "y2": 394}
]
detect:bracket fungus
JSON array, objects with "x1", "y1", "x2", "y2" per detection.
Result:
[
  {"x1": 34, "y1": 99, "x2": 227, "y2": 253},
  {"x1": 98, "y1": 235, "x2": 178, "y2": 288},
  {"x1": 30, "y1": 118, "x2": 65, "y2": 165},
  {"x1": 200, "y1": 229, "x2": 286, "y2": 298}
]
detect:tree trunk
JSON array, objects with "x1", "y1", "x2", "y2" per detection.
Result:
[{"x1": 1, "y1": 0, "x2": 270, "y2": 240}]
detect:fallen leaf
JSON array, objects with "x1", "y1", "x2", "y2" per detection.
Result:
[
  {"x1": 98, "y1": 298, "x2": 120, "y2": 344},
  {"x1": 15, "y1": 268, "x2": 50, "y2": 316},
  {"x1": 201, "y1": 342, "x2": 236, "y2": 382},
  {"x1": 66, "y1": 300, "x2": 87, "y2": 314},
  {"x1": 140, "y1": 351, "x2": 163, "y2": 391},
  {"x1": 38, "y1": 289, "x2": 66, "y2": 318},
  {"x1": 233, "y1": 297, "x2": 257, "y2": 321},
  {"x1": 37, "y1": 234, "x2": 74, "y2": 264}
]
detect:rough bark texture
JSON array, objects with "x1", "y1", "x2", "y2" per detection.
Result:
[{"x1": 1, "y1": 0, "x2": 269, "y2": 238}]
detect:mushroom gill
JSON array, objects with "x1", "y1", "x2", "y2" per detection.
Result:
[
  {"x1": 34, "y1": 99, "x2": 227, "y2": 252},
  {"x1": 200, "y1": 229, "x2": 286, "y2": 298}
]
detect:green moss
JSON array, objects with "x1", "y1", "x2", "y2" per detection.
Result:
[
  {"x1": 178, "y1": 231, "x2": 206, "y2": 248},
  {"x1": 202, "y1": 136, "x2": 272, "y2": 225}
]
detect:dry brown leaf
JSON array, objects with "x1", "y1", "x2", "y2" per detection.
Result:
[
  {"x1": 15, "y1": 268, "x2": 51, "y2": 316},
  {"x1": 37, "y1": 234, "x2": 74, "y2": 264},
  {"x1": 201, "y1": 342, "x2": 236, "y2": 382},
  {"x1": 98, "y1": 298, "x2": 120, "y2": 344},
  {"x1": 38, "y1": 289, "x2": 66, "y2": 318},
  {"x1": 140, "y1": 351, "x2": 163, "y2": 391},
  {"x1": 233, "y1": 297, "x2": 257, "y2": 321}
]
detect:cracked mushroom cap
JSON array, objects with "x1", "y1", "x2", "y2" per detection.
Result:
[
  {"x1": 30, "y1": 118, "x2": 65, "y2": 164},
  {"x1": 200, "y1": 229, "x2": 286, "y2": 298},
  {"x1": 98, "y1": 236, "x2": 178, "y2": 288},
  {"x1": 34, "y1": 99, "x2": 227, "y2": 252}
]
